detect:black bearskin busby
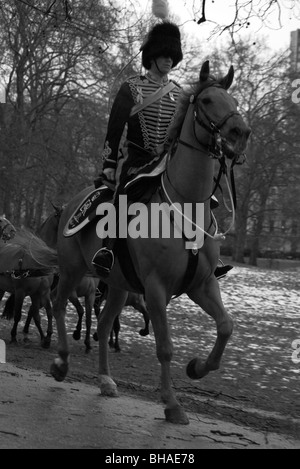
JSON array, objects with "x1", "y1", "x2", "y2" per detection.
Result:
[{"x1": 140, "y1": 21, "x2": 183, "y2": 70}]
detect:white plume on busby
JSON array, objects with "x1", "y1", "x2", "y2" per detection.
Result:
[
  {"x1": 152, "y1": 0, "x2": 169, "y2": 19},
  {"x1": 140, "y1": 21, "x2": 183, "y2": 70}
]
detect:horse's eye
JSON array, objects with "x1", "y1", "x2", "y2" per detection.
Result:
[{"x1": 201, "y1": 97, "x2": 211, "y2": 105}]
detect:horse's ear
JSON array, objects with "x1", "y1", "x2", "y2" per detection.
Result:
[
  {"x1": 199, "y1": 60, "x2": 210, "y2": 82},
  {"x1": 219, "y1": 65, "x2": 234, "y2": 90},
  {"x1": 50, "y1": 200, "x2": 62, "y2": 215}
]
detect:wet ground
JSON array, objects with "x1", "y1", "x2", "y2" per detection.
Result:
[{"x1": 0, "y1": 259, "x2": 299, "y2": 445}]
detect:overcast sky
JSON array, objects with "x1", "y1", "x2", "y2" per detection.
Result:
[{"x1": 139, "y1": 0, "x2": 300, "y2": 51}]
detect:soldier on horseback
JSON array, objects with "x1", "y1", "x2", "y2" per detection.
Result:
[{"x1": 92, "y1": 21, "x2": 232, "y2": 280}]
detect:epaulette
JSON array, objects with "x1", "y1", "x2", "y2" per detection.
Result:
[{"x1": 126, "y1": 75, "x2": 147, "y2": 85}]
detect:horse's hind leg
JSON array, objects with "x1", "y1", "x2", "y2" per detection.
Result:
[
  {"x1": 83, "y1": 293, "x2": 95, "y2": 353},
  {"x1": 51, "y1": 272, "x2": 83, "y2": 381},
  {"x1": 145, "y1": 283, "x2": 189, "y2": 425},
  {"x1": 186, "y1": 278, "x2": 233, "y2": 379},
  {"x1": 98, "y1": 287, "x2": 128, "y2": 396},
  {"x1": 23, "y1": 307, "x2": 33, "y2": 339},
  {"x1": 10, "y1": 291, "x2": 25, "y2": 344}
]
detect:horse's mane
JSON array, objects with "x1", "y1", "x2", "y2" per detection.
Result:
[
  {"x1": 168, "y1": 74, "x2": 218, "y2": 142},
  {"x1": 38, "y1": 208, "x2": 62, "y2": 249}
]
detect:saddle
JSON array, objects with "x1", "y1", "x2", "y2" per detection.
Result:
[
  {"x1": 63, "y1": 162, "x2": 217, "y2": 294},
  {"x1": 64, "y1": 155, "x2": 167, "y2": 238},
  {"x1": 63, "y1": 184, "x2": 114, "y2": 237}
]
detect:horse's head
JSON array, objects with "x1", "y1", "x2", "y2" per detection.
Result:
[
  {"x1": 0, "y1": 215, "x2": 17, "y2": 242},
  {"x1": 191, "y1": 60, "x2": 251, "y2": 162}
]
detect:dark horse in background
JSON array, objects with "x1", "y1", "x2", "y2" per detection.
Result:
[
  {"x1": 38, "y1": 206, "x2": 150, "y2": 352},
  {"x1": 48, "y1": 61, "x2": 250, "y2": 424},
  {"x1": 0, "y1": 274, "x2": 54, "y2": 347},
  {"x1": 0, "y1": 228, "x2": 58, "y2": 346}
]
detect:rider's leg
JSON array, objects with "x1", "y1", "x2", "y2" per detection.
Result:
[{"x1": 210, "y1": 196, "x2": 233, "y2": 279}]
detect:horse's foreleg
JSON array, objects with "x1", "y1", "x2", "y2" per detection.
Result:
[
  {"x1": 29, "y1": 300, "x2": 45, "y2": 344},
  {"x1": 70, "y1": 297, "x2": 84, "y2": 341},
  {"x1": 186, "y1": 278, "x2": 233, "y2": 379},
  {"x1": 111, "y1": 315, "x2": 120, "y2": 352},
  {"x1": 42, "y1": 298, "x2": 53, "y2": 349},
  {"x1": 23, "y1": 306, "x2": 33, "y2": 338},
  {"x1": 98, "y1": 287, "x2": 128, "y2": 396},
  {"x1": 145, "y1": 284, "x2": 189, "y2": 425},
  {"x1": 10, "y1": 292, "x2": 24, "y2": 344},
  {"x1": 84, "y1": 295, "x2": 94, "y2": 353},
  {"x1": 51, "y1": 274, "x2": 78, "y2": 381}
]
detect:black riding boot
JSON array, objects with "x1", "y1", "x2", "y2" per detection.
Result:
[
  {"x1": 214, "y1": 264, "x2": 233, "y2": 279},
  {"x1": 92, "y1": 193, "x2": 121, "y2": 278}
]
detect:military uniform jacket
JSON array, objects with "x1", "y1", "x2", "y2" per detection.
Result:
[{"x1": 102, "y1": 74, "x2": 181, "y2": 181}]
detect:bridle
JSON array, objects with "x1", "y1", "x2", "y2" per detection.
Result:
[
  {"x1": 162, "y1": 82, "x2": 248, "y2": 247},
  {"x1": 179, "y1": 82, "x2": 246, "y2": 164}
]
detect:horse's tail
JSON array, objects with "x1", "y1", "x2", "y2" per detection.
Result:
[{"x1": 1, "y1": 294, "x2": 15, "y2": 319}]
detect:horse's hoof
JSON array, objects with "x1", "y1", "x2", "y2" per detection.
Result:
[
  {"x1": 73, "y1": 330, "x2": 81, "y2": 341},
  {"x1": 93, "y1": 332, "x2": 98, "y2": 341},
  {"x1": 164, "y1": 407, "x2": 189, "y2": 425},
  {"x1": 41, "y1": 338, "x2": 51, "y2": 349},
  {"x1": 85, "y1": 345, "x2": 92, "y2": 354},
  {"x1": 139, "y1": 328, "x2": 149, "y2": 336},
  {"x1": 186, "y1": 358, "x2": 209, "y2": 379},
  {"x1": 50, "y1": 360, "x2": 68, "y2": 382},
  {"x1": 99, "y1": 375, "x2": 118, "y2": 397}
]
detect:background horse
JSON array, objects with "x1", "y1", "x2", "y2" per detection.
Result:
[
  {"x1": 39, "y1": 207, "x2": 150, "y2": 352},
  {"x1": 0, "y1": 275, "x2": 54, "y2": 347},
  {"x1": 48, "y1": 61, "x2": 250, "y2": 425},
  {"x1": 93, "y1": 283, "x2": 150, "y2": 352},
  {"x1": 0, "y1": 229, "x2": 58, "y2": 346},
  {"x1": 54, "y1": 274, "x2": 100, "y2": 353}
]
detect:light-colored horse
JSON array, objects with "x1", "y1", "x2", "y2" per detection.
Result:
[{"x1": 49, "y1": 61, "x2": 251, "y2": 424}]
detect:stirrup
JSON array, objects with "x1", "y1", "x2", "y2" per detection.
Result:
[{"x1": 92, "y1": 247, "x2": 114, "y2": 278}]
